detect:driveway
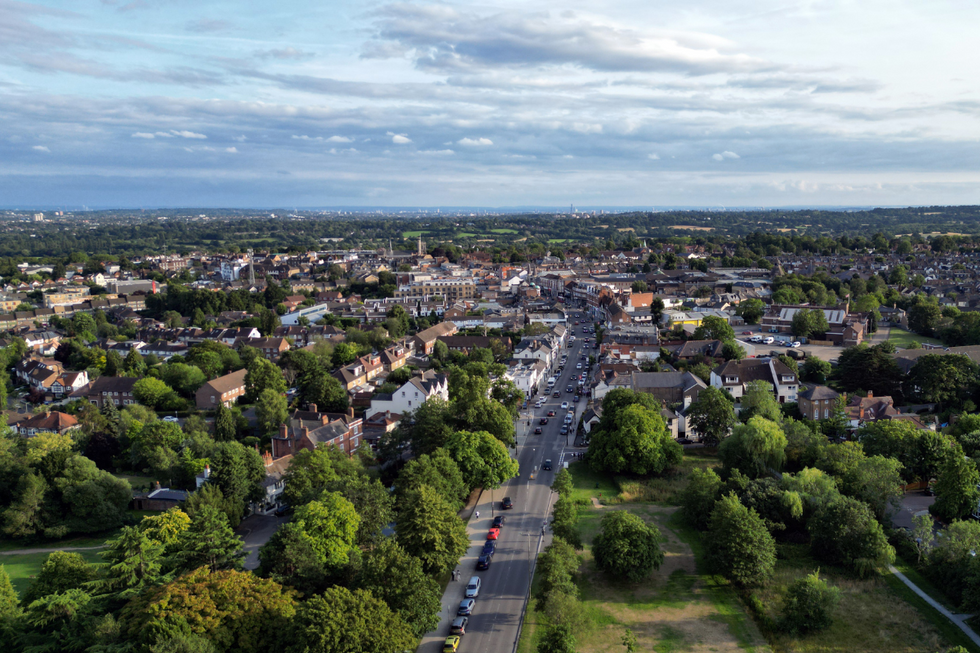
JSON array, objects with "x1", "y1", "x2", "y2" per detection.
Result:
[
  {"x1": 891, "y1": 491, "x2": 935, "y2": 530},
  {"x1": 235, "y1": 513, "x2": 284, "y2": 570}
]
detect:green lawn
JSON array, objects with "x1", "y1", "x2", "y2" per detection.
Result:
[
  {"x1": 547, "y1": 238, "x2": 571, "y2": 243},
  {"x1": 491, "y1": 228, "x2": 518, "y2": 234},
  {"x1": 887, "y1": 328, "x2": 943, "y2": 349},
  {"x1": 456, "y1": 232, "x2": 478, "y2": 238},
  {"x1": 401, "y1": 230, "x2": 427, "y2": 238},
  {"x1": 1, "y1": 549, "x2": 104, "y2": 597}
]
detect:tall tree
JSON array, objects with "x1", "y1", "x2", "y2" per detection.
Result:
[
  {"x1": 357, "y1": 539, "x2": 441, "y2": 637},
  {"x1": 693, "y1": 315, "x2": 735, "y2": 342},
  {"x1": 718, "y1": 416, "x2": 787, "y2": 478},
  {"x1": 588, "y1": 402, "x2": 681, "y2": 476},
  {"x1": 255, "y1": 389, "x2": 289, "y2": 435},
  {"x1": 686, "y1": 386, "x2": 736, "y2": 446},
  {"x1": 933, "y1": 450, "x2": 980, "y2": 522},
  {"x1": 809, "y1": 496, "x2": 894, "y2": 577},
  {"x1": 706, "y1": 493, "x2": 776, "y2": 586},
  {"x1": 445, "y1": 430, "x2": 520, "y2": 492},
  {"x1": 290, "y1": 493, "x2": 360, "y2": 570},
  {"x1": 171, "y1": 504, "x2": 244, "y2": 573},
  {"x1": 592, "y1": 511, "x2": 664, "y2": 583},
  {"x1": 396, "y1": 485, "x2": 468, "y2": 576},
  {"x1": 244, "y1": 357, "x2": 286, "y2": 401},
  {"x1": 396, "y1": 448, "x2": 468, "y2": 513},
  {"x1": 291, "y1": 586, "x2": 414, "y2": 653}
]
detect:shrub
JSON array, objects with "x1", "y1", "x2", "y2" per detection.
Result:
[{"x1": 780, "y1": 571, "x2": 841, "y2": 634}]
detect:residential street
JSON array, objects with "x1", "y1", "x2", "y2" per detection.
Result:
[{"x1": 415, "y1": 332, "x2": 590, "y2": 653}]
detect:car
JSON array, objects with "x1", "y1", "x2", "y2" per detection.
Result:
[
  {"x1": 791, "y1": 341, "x2": 801, "y2": 348},
  {"x1": 575, "y1": 321, "x2": 579, "y2": 325},
  {"x1": 534, "y1": 427, "x2": 543, "y2": 434},
  {"x1": 465, "y1": 576, "x2": 482, "y2": 598},
  {"x1": 450, "y1": 617, "x2": 468, "y2": 635},
  {"x1": 493, "y1": 515, "x2": 506, "y2": 528},
  {"x1": 553, "y1": 391, "x2": 561, "y2": 398},
  {"x1": 274, "y1": 503, "x2": 292, "y2": 517},
  {"x1": 444, "y1": 636, "x2": 461, "y2": 653},
  {"x1": 540, "y1": 417, "x2": 549, "y2": 425},
  {"x1": 163, "y1": 416, "x2": 180, "y2": 423},
  {"x1": 542, "y1": 459, "x2": 552, "y2": 471},
  {"x1": 560, "y1": 425, "x2": 569, "y2": 435},
  {"x1": 476, "y1": 554, "x2": 492, "y2": 570},
  {"x1": 573, "y1": 395, "x2": 580, "y2": 402},
  {"x1": 487, "y1": 527, "x2": 500, "y2": 540},
  {"x1": 481, "y1": 541, "x2": 496, "y2": 556},
  {"x1": 566, "y1": 386, "x2": 574, "y2": 393},
  {"x1": 501, "y1": 496, "x2": 513, "y2": 509},
  {"x1": 547, "y1": 410, "x2": 556, "y2": 417},
  {"x1": 457, "y1": 599, "x2": 475, "y2": 616},
  {"x1": 576, "y1": 363, "x2": 582, "y2": 369},
  {"x1": 560, "y1": 402, "x2": 569, "y2": 410},
  {"x1": 750, "y1": 336, "x2": 762, "y2": 343},
  {"x1": 742, "y1": 330, "x2": 753, "y2": 335},
  {"x1": 763, "y1": 337, "x2": 775, "y2": 344}
]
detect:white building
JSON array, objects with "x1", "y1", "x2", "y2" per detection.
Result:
[{"x1": 366, "y1": 371, "x2": 449, "y2": 419}]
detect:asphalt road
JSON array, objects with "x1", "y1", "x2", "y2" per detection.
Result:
[{"x1": 416, "y1": 325, "x2": 592, "y2": 653}]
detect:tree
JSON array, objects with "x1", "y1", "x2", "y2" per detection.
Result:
[
  {"x1": 255, "y1": 389, "x2": 288, "y2": 435},
  {"x1": 791, "y1": 308, "x2": 829, "y2": 339},
  {"x1": 301, "y1": 373, "x2": 349, "y2": 413},
  {"x1": 809, "y1": 496, "x2": 894, "y2": 577},
  {"x1": 331, "y1": 342, "x2": 359, "y2": 368},
  {"x1": 909, "y1": 302, "x2": 943, "y2": 336},
  {"x1": 358, "y1": 539, "x2": 441, "y2": 638},
  {"x1": 208, "y1": 442, "x2": 265, "y2": 525},
  {"x1": 834, "y1": 343, "x2": 904, "y2": 400},
  {"x1": 333, "y1": 475, "x2": 393, "y2": 546},
  {"x1": 538, "y1": 623, "x2": 577, "y2": 653},
  {"x1": 396, "y1": 449, "x2": 468, "y2": 513},
  {"x1": 933, "y1": 452, "x2": 980, "y2": 522},
  {"x1": 124, "y1": 348, "x2": 146, "y2": 376},
  {"x1": 213, "y1": 400, "x2": 236, "y2": 441},
  {"x1": 2, "y1": 472, "x2": 47, "y2": 538},
  {"x1": 0, "y1": 565, "x2": 19, "y2": 625},
  {"x1": 290, "y1": 493, "x2": 360, "y2": 570},
  {"x1": 588, "y1": 403, "x2": 682, "y2": 476},
  {"x1": 842, "y1": 455, "x2": 904, "y2": 522},
  {"x1": 393, "y1": 398, "x2": 454, "y2": 458},
  {"x1": 551, "y1": 468, "x2": 574, "y2": 498},
  {"x1": 719, "y1": 416, "x2": 787, "y2": 478},
  {"x1": 550, "y1": 495, "x2": 581, "y2": 549},
  {"x1": 134, "y1": 377, "x2": 180, "y2": 411},
  {"x1": 681, "y1": 467, "x2": 724, "y2": 530},
  {"x1": 800, "y1": 358, "x2": 832, "y2": 384},
  {"x1": 780, "y1": 571, "x2": 841, "y2": 634},
  {"x1": 907, "y1": 354, "x2": 979, "y2": 410},
  {"x1": 686, "y1": 386, "x2": 736, "y2": 446},
  {"x1": 94, "y1": 525, "x2": 167, "y2": 603},
  {"x1": 783, "y1": 419, "x2": 827, "y2": 470},
  {"x1": 171, "y1": 503, "x2": 245, "y2": 573},
  {"x1": 445, "y1": 430, "x2": 520, "y2": 492},
  {"x1": 592, "y1": 510, "x2": 664, "y2": 582},
  {"x1": 737, "y1": 299, "x2": 766, "y2": 324},
  {"x1": 244, "y1": 358, "x2": 286, "y2": 401},
  {"x1": 258, "y1": 522, "x2": 327, "y2": 595},
  {"x1": 104, "y1": 349, "x2": 123, "y2": 377},
  {"x1": 722, "y1": 341, "x2": 746, "y2": 361},
  {"x1": 537, "y1": 538, "x2": 580, "y2": 605},
  {"x1": 693, "y1": 315, "x2": 735, "y2": 342},
  {"x1": 22, "y1": 551, "x2": 98, "y2": 605},
  {"x1": 739, "y1": 380, "x2": 782, "y2": 423},
  {"x1": 162, "y1": 363, "x2": 208, "y2": 396},
  {"x1": 118, "y1": 568, "x2": 296, "y2": 653},
  {"x1": 706, "y1": 493, "x2": 776, "y2": 586},
  {"x1": 291, "y1": 586, "x2": 414, "y2": 653},
  {"x1": 281, "y1": 444, "x2": 363, "y2": 507},
  {"x1": 396, "y1": 485, "x2": 468, "y2": 576}
]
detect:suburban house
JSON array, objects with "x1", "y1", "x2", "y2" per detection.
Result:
[
  {"x1": 334, "y1": 353, "x2": 384, "y2": 391},
  {"x1": 195, "y1": 368, "x2": 248, "y2": 410},
  {"x1": 630, "y1": 371, "x2": 707, "y2": 438},
  {"x1": 379, "y1": 344, "x2": 410, "y2": 373},
  {"x1": 413, "y1": 321, "x2": 458, "y2": 355},
  {"x1": 253, "y1": 451, "x2": 292, "y2": 515},
  {"x1": 50, "y1": 371, "x2": 90, "y2": 400},
  {"x1": 798, "y1": 385, "x2": 841, "y2": 421},
  {"x1": 237, "y1": 336, "x2": 290, "y2": 361},
  {"x1": 844, "y1": 391, "x2": 929, "y2": 430},
  {"x1": 710, "y1": 358, "x2": 799, "y2": 403},
  {"x1": 70, "y1": 376, "x2": 139, "y2": 407},
  {"x1": 271, "y1": 406, "x2": 363, "y2": 458},
  {"x1": 13, "y1": 410, "x2": 80, "y2": 437},
  {"x1": 366, "y1": 371, "x2": 449, "y2": 419}
]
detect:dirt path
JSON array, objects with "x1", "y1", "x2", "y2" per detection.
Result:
[{"x1": 0, "y1": 545, "x2": 104, "y2": 556}]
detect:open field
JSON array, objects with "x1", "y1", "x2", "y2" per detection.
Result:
[
  {"x1": 402, "y1": 230, "x2": 428, "y2": 238},
  {"x1": 2, "y1": 549, "x2": 104, "y2": 596},
  {"x1": 887, "y1": 328, "x2": 944, "y2": 349},
  {"x1": 669, "y1": 225, "x2": 715, "y2": 231},
  {"x1": 491, "y1": 228, "x2": 518, "y2": 234}
]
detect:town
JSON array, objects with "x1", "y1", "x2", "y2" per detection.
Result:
[{"x1": 0, "y1": 211, "x2": 978, "y2": 653}]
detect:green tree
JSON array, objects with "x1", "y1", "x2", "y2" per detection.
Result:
[
  {"x1": 908, "y1": 302, "x2": 943, "y2": 336},
  {"x1": 255, "y1": 388, "x2": 289, "y2": 435},
  {"x1": 258, "y1": 522, "x2": 327, "y2": 595},
  {"x1": 551, "y1": 468, "x2": 574, "y2": 498},
  {"x1": 104, "y1": 349, "x2": 123, "y2": 377},
  {"x1": 693, "y1": 315, "x2": 735, "y2": 341},
  {"x1": 681, "y1": 467, "x2": 724, "y2": 530},
  {"x1": 331, "y1": 342, "x2": 359, "y2": 368},
  {"x1": 551, "y1": 495, "x2": 581, "y2": 549},
  {"x1": 809, "y1": 496, "x2": 894, "y2": 577},
  {"x1": 396, "y1": 449, "x2": 468, "y2": 513},
  {"x1": 357, "y1": 539, "x2": 441, "y2": 638},
  {"x1": 134, "y1": 377, "x2": 180, "y2": 410},
  {"x1": 780, "y1": 571, "x2": 841, "y2": 634},
  {"x1": 686, "y1": 386, "x2": 736, "y2": 446},
  {"x1": 907, "y1": 354, "x2": 979, "y2": 410},
  {"x1": 290, "y1": 492, "x2": 360, "y2": 570},
  {"x1": 842, "y1": 455, "x2": 904, "y2": 522},
  {"x1": 588, "y1": 403, "x2": 682, "y2": 475},
  {"x1": 592, "y1": 510, "x2": 665, "y2": 583},
  {"x1": 301, "y1": 373, "x2": 349, "y2": 413},
  {"x1": 396, "y1": 485, "x2": 468, "y2": 576},
  {"x1": 739, "y1": 380, "x2": 782, "y2": 423},
  {"x1": 933, "y1": 452, "x2": 980, "y2": 522},
  {"x1": 171, "y1": 503, "x2": 245, "y2": 573},
  {"x1": 537, "y1": 538, "x2": 580, "y2": 606},
  {"x1": 706, "y1": 493, "x2": 777, "y2": 586},
  {"x1": 718, "y1": 416, "x2": 787, "y2": 478},
  {"x1": 834, "y1": 343, "x2": 904, "y2": 399},
  {"x1": 22, "y1": 551, "x2": 98, "y2": 605},
  {"x1": 209, "y1": 442, "x2": 265, "y2": 525},
  {"x1": 722, "y1": 341, "x2": 746, "y2": 361},
  {"x1": 213, "y1": 400, "x2": 236, "y2": 441},
  {"x1": 0, "y1": 565, "x2": 19, "y2": 625},
  {"x1": 800, "y1": 358, "x2": 832, "y2": 384},
  {"x1": 538, "y1": 623, "x2": 577, "y2": 653},
  {"x1": 791, "y1": 308, "x2": 829, "y2": 339},
  {"x1": 244, "y1": 358, "x2": 286, "y2": 401},
  {"x1": 94, "y1": 525, "x2": 167, "y2": 603},
  {"x1": 737, "y1": 298, "x2": 766, "y2": 324},
  {"x1": 2, "y1": 472, "x2": 47, "y2": 538},
  {"x1": 124, "y1": 347, "x2": 147, "y2": 376},
  {"x1": 445, "y1": 430, "x2": 520, "y2": 492},
  {"x1": 291, "y1": 586, "x2": 414, "y2": 653},
  {"x1": 783, "y1": 419, "x2": 827, "y2": 470}
]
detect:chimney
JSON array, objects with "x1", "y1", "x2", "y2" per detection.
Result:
[
  {"x1": 867, "y1": 391, "x2": 873, "y2": 398},
  {"x1": 348, "y1": 407, "x2": 355, "y2": 419},
  {"x1": 263, "y1": 451, "x2": 273, "y2": 466},
  {"x1": 203, "y1": 465, "x2": 210, "y2": 479},
  {"x1": 309, "y1": 403, "x2": 317, "y2": 413},
  {"x1": 301, "y1": 426, "x2": 309, "y2": 441},
  {"x1": 278, "y1": 424, "x2": 288, "y2": 438}
]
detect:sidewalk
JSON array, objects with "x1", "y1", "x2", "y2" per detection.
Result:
[{"x1": 888, "y1": 564, "x2": 980, "y2": 649}]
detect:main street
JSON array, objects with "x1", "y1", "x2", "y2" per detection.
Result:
[{"x1": 416, "y1": 319, "x2": 592, "y2": 653}]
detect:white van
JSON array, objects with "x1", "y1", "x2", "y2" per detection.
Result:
[
  {"x1": 763, "y1": 337, "x2": 775, "y2": 345},
  {"x1": 465, "y1": 576, "x2": 481, "y2": 598}
]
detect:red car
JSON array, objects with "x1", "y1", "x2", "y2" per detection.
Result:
[
  {"x1": 487, "y1": 528, "x2": 500, "y2": 540},
  {"x1": 547, "y1": 410, "x2": 556, "y2": 417},
  {"x1": 742, "y1": 330, "x2": 753, "y2": 335}
]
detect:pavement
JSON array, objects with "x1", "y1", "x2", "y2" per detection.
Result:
[
  {"x1": 415, "y1": 322, "x2": 592, "y2": 653},
  {"x1": 888, "y1": 564, "x2": 980, "y2": 649},
  {"x1": 235, "y1": 513, "x2": 285, "y2": 570},
  {"x1": 891, "y1": 491, "x2": 936, "y2": 531}
]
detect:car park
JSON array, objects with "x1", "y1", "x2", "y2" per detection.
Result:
[
  {"x1": 457, "y1": 599, "x2": 475, "y2": 616},
  {"x1": 450, "y1": 617, "x2": 468, "y2": 635},
  {"x1": 502, "y1": 497, "x2": 513, "y2": 509},
  {"x1": 542, "y1": 459, "x2": 552, "y2": 470},
  {"x1": 444, "y1": 636, "x2": 461, "y2": 653}
]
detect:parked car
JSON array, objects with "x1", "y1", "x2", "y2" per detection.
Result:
[
  {"x1": 450, "y1": 617, "x2": 468, "y2": 635},
  {"x1": 493, "y1": 515, "x2": 506, "y2": 528},
  {"x1": 457, "y1": 599, "x2": 475, "y2": 616},
  {"x1": 487, "y1": 527, "x2": 500, "y2": 540},
  {"x1": 560, "y1": 425, "x2": 569, "y2": 435},
  {"x1": 791, "y1": 341, "x2": 801, "y2": 348},
  {"x1": 163, "y1": 416, "x2": 180, "y2": 423},
  {"x1": 573, "y1": 395, "x2": 580, "y2": 402},
  {"x1": 476, "y1": 554, "x2": 492, "y2": 570},
  {"x1": 742, "y1": 330, "x2": 753, "y2": 335},
  {"x1": 481, "y1": 541, "x2": 496, "y2": 556},
  {"x1": 501, "y1": 497, "x2": 513, "y2": 509},
  {"x1": 444, "y1": 636, "x2": 461, "y2": 653},
  {"x1": 465, "y1": 576, "x2": 482, "y2": 598}
]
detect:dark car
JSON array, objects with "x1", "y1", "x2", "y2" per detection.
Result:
[
  {"x1": 493, "y1": 515, "x2": 505, "y2": 528},
  {"x1": 542, "y1": 459, "x2": 553, "y2": 471},
  {"x1": 476, "y1": 554, "x2": 492, "y2": 570},
  {"x1": 450, "y1": 617, "x2": 469, "y2": 635},
  {"x1": 566, "y1": 386, "x2": 574, "y2": 393},
  {"x1": 573, "y1": 395, "x2": 580, "y2": 402},
  {"x1": 539, "y1": 417, "x2": 549, "y2": 425},
  {"x1": 274, "y1": 503, "x2": 292, "y2": 517},
  {"x1": 553, "y1": 391, "x2": 561, "y2": 398},
  {"x1": 502, "y1": 496, "x2": 513, "y2": 510},
  {"x1": 457, "y1": 599, "x2": 475, "y2": 616},
  {"x1": 560, "y1": 425, "x2": 569, "y2": 435},
  {"x1": 482, "y1": 541, "x2": 496, "y2": 556},
  {"x1": 534, "y1": 427, "x2": 543, "y2": 434}
]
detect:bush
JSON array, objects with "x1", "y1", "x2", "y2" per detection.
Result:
[
  {"x1": 809, "y1": 496, "x2": 894, "y2": 577},
  {"x1": 705, "y1": 493, "x2": 776, "y2": 586},
  {"x1": 592, "y1": 510, "x2": 664, "y2": 583},
  {"x1": 780, "y1": 571, "x2": 841, "y2": 634},
  {"x1": 681, "y1": 467, "x2": 723, "y2": 530}
]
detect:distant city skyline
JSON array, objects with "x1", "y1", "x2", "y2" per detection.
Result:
[{"x1": 2, "y1": 0, "x2": 979, "y2": 208}]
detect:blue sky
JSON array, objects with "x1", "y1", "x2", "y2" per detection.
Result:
[{"x1": 2, "y1": 0, "x2": 979, "y2": 208}]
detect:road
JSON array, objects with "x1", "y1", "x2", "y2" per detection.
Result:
[{"x1": 416, "y1": 320, "x2": 592, "y2": 653}]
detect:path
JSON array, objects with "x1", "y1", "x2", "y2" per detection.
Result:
[
  {"x1": 0, "y1": 545, "x2": 104, "y2": 555},
  {"x1": 888, "y1": 564, "x2": 980, "y2": 649}
]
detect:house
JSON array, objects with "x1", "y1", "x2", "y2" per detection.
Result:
[
  {"x1": 366, "y1": 371, "x2": 449, "y2": 419},
  {"x1": 798, "y1": 386, "x2": 840, "y2": 421},
  {"x1": 50, "y1": 371, "x2": 90, "y2": 399},
  {"x1": 710, "y1": 358, "x2": 799, "y2": 403},
  {"x1": 630, "y1": 371, "x2": 707, "y2": 437},
  {"x1": 334, "y1": 354, "x2": 384, "y2": 391},
  {"x1": 666, "y1": 339, "x2": 726, "y2": 361},
  {"x1": 131, "y1": 486, "x2": 189, "y2": 511},
  {"x1": 272, "y1": 411, "x2": 361, "y2": 459},
  {"x1": 14, "y1": 411, "x2": 80, "y2": 437},
  {"x1": 70, "y1": 376, "x2": 138, "y2": 407},
  {"x1": 413, "y1": 321, "x2": 458, "y2": 355},
  {"x1": 379, "y1": 344, "x2": 410, "y2": 373},
  {"x1": 195, "y1": 368, "x2": 248, "y2": 410},
  {"x1": 236, "y1": 337, "x2": 290, "y2": 361},
  {"x1": 253, "y1": 451, "x2": 292, "y2": 515}
]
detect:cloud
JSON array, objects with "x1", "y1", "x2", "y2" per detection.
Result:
[
  {"x1": 387, "y1": 132, "x2": 412, "y2": 144},
  {"x1": 712, "y1": 151, "x2": 740, "y2": 161},
  {"x1": 185, "y1": 19, "x2": 232, "y2": 33},
  {"x1": 257, "y1": 48, "x2": 314, "y2": 60},
  {"x1": 132, "y1": 132, "x2": 156, "y2": 139},
  {"x1": 32, "y1": 145, "x2": 50, "y2": 153},
  {"x1": 225, "y1": 147, "x2": 238, "y2": 153},
  {"x1": 327, "y1": 135, "x2": 353, "y2": 143},
  {"x1": 648, "y1": 153, "x2": 660, "y2": 160},
  {"x1": 457, "y1": 137, "x2": 493, "y2": 146},
  {"x1": 171, "y1": 130, "x2": 207, "y2": 139},
  {"x1": 131, "y1": 130, "x2": 207, "y2": 140},
  {"x1": 420, "y1": 149, "x2": 455, "y2": 155},
  {"x1": 292, "y1": 135, "x2": 323, "y2": 141}
]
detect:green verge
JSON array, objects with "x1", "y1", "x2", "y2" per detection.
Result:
[{"x1": 2, "y1": 549, "x2": 104, "y2": 597}]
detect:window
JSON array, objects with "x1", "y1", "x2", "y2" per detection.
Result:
[
  {"x1": 814, "y1": 410, "x2": 819, "y2": 419},
  {"x1": 211, "y1": 396, "x2": 216, "y2": 403},
  {"x1": 824, "y1": 409, "x2": 829, "y2": 419}
]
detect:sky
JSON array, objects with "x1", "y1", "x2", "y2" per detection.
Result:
[{"x1": 2, "y1": 0, "x2": 979, "y2": 209}]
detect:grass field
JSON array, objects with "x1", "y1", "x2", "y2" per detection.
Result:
[
  {"x1": 548, "y1": 238, "x2": 571, "y2": 243},
  {"x1": 402, "y1": 230, "x2": 427, "y2": 238},
  {"x1": 491, "y1": 228, "x2": 518, "y2": 234},
  {"x1": 456, "y1": 232, "x2": 477, "y2": 238},
  {"x1": 2, "y1": 549, "x2": 104, "y2": 596},
  {"x1": 887, "y1": 328, "x2": 944, "y2": 349}
]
